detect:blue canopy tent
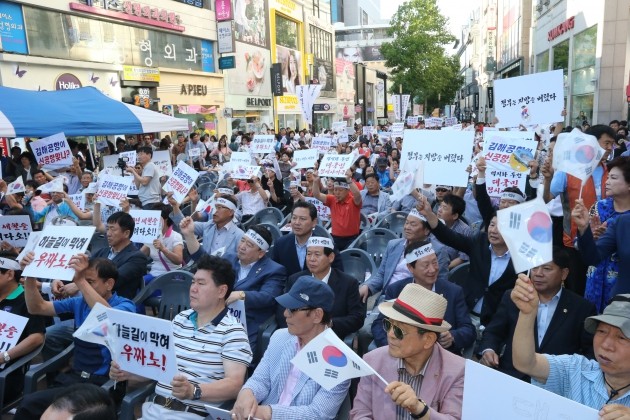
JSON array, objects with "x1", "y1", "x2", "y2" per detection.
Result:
[{"x1": 0, "y1": 86, "x2": 189, "y2": 137}]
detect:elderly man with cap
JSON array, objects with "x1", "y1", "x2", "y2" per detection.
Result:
[
  {"x1": 359, "y1": 208, "x2": 450, "y2": 303},
  {"x1": 280, "y1": 235, "x2": 365, "y2": 339},
  {"x1": 431, "y1": 185, "x2": 453, "y2": 213},
  {"x1": 231, "y1": 276, "x2": 350, "y2": 420},
  {"x1": 31, "y1": 180, "x2": 80, "y2": 227},
  {"x1": 372, "y1": 240, "x2": 475, "y2": 355},
  {"x1": 512, "y1": 277, "x2": 630, "y2": 415},
  {"x1": 222, "y1": 225, "x2": 286, "y2": 351},
  {"x1": 311, "y1": 168, "x2": 362, "y2": 251},
  {"x1": 352, "y1": 283, "x2": 465, "y2": 419},
  {"x1": 175, "y1": 194, "x2": 244, "y2": 258}
]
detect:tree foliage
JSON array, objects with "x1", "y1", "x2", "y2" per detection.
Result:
[{"x1": 380, "y1": 0, "x2": 463, "y2": 111}]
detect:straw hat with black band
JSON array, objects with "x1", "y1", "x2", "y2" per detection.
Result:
[{"x1": 379, "y1": 283, "x2": 451, "y2": 333}]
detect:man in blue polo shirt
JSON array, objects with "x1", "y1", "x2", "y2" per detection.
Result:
[{"x1": 16, "y1": 254, "x2": 135, "y2": 420}]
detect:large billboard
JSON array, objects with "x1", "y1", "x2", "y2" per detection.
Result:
[{"x1": 336, "y1": 46, "x2": 385, "y2": 62}]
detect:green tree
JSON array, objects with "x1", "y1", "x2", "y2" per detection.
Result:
[{"x1": 380, "y1": 0, "x2": 463, "y2": 114}]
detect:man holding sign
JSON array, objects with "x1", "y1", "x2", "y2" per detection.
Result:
[
  {"x1": 125, "y1": 147, "x2": 164, "y2": 210},
  {"x1": 110, "y1": 255, "x2": 252, "y2": 419},
  {"x1": 16, "y1": 256, "x2": 135, "y2": 419}
]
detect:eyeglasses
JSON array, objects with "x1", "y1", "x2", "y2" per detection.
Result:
[
  {"x1": 287, "y1": 307, "x2": 313, "y2": 315},
  {"x1": 435, "y1": 188, "x2": 449, "y2": 192},
  {"x1": 382, "y1": 318, "x2": 411, "y2": 340}
]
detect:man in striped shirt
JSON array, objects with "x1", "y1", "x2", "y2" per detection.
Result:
[{"x1": 110, "y1": 254, "x2": 252, "y2": 419}]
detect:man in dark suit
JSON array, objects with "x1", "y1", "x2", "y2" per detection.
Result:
[
  {"x1": 478, "y1": 247, "x2": 596, "y2": 381},
  {"x1": 417, "y1": 194, "x2": 518, "y2": 327},
  {"x1": 269, "y1": 201, "x2": 342, "y2": 276},
  {"x1": 279, "y1": 236, "x2": 365, "y2": 339},
  {"x1": 371, "y1": 240, "x2": 475, "y2": 354},
  {"x1": 223, "y1": 225, "x2": 286, "y2": 351}
]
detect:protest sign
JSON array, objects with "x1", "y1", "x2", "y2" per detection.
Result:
[
  {"x1": 107, "y1": 307, "x2": 178, "y2": 384},
  {"x1": 0, "y1": 215, "x2": 32, "y2": 247},
  {"x1": 318, "y1": 154, "x2": 355, "y2": 178},
  {"x1": 68, "y1": 193, "x2": 87, "y2": 211},
  {"x1": 552, "y1": 128, "x2": 605, "y2": 184},
  {"x1": 362, "y1": 126, "x2": 374, "y2": 137},
  {"x1": 31, "y1": 133, "x2": 73, "y2": 169},
  {"x1": 463, "y1": 360, "x2": 598, "y2": 420},
  {"x1": 16, "y1": 231, "x2": 41, "y2": 263},
  {"x1": 231, "y1": 165, "x2": 261, "y2": 180},
  {"x1": 445, "y1": 117, "x2": 458, "y2": 127},
  {"x1": 391, "y1": 123, "x2": 404, "y2": 138},
  {"x1": 7, "y1": 178, "x2": 25, "y2": 195},
  {"x1": 483, "y1": 131, "x2": 536, "y2": 198},
  {"x1": 250, "y1": 135, "x2": 276, "y2": 154},
  {"x1": 332, "y1": 121, "x2": 347, "y2": 133},
  {"x1": 119, "y1": 151, "x2": 137, "y2": 167},
  {"x1": 336, "y1": 132, "x2": 349, "y2": 144},
  {"x1": 163, "y1": 161, "x2": 200, "y2": 202},
  {"x1": 305, "y1": 197, "x2": 331, "y2": 221},
  {"x1": 230, "y1": 151, "x2": 252, "y2": 167},
  {"x1": 188, "y1": 147, "x2": 201, "y2": 159},
  {"x1": 494, "y1": 69, "x2": 564, "y2": 127},
  {"x1": 152, "y1": 150, "x2": 173, "y2": 177},
  {"x1": 401, "y1": 130, "x2": 474, "y2": 187},
  {"x1": 129, "y1": 210, "x2": 161, "y2": 244},
  {"x1": 22, "y1": 226, "x2": 96, "y2": 281},
  {"x1": 96, "y1": 174, "x2": 133, "y2": 207},
  {"x1": 406, "y1": 116, "x2": 419, "y2": 126},
  {"x1": 312, "y1": 137, "x2": 333, "y2": 155},
  {"x1": 497, "y1": 198, "x2": 553, "y2": 272},
  {"x1": 0, "y1": 311, "x2": 29, "y2": 368},
  {"x1": 227, "y1": 300, "x2": 247, "y2": 331},
  {"x1": 293, "y1": 149, "x2": 319, "y2": 169}
]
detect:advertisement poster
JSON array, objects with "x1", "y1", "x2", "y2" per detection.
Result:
[
  {"x1": 276, "y1": 45, "x2": 302, "y2": 95},
  {"x1": 234, "y1": 0, "x2": 269, "y2": 48},
  {"x1": 230, "y1": 42, "x2": 272, "y2": 96}
]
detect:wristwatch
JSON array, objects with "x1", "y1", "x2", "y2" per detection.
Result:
[
  {"x1": 240, "y1": 291, "x2": 246, "y2": 300},
  {"x1": 192, "y1": 384, "x2": 202, "y2": 400},
  {"x1": 3, "y1": 351, "x2": 10, "y2": 363},
  {"x1": 410, "y1": 399, "x2": 429, "y2": 419}
]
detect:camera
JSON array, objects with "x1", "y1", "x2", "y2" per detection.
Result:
[{"x1": 117, "y1": 156, "x2": 129, "y2": 169}]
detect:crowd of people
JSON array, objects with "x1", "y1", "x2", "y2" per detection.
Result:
[{"x1": 0, "y1": 115, "x2": 629, "y2": 419}]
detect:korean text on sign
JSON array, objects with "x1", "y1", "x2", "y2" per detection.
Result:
[
  {"x1": 231, "y1": 165, "x2": 261, "y2": 180},
  {"x1": 30, "y1": 132, "x2": 73, "y2": 169},
  {"x1": 22, "y1": 226, "x2": 96, "y2": 281},
  {"x1": 106, "y1": 307, "x2": 177, "y2": 384},
  {"x1": 129, "y1": 210, "x2": 161, "y2": 244},
  {"x1": 318, "y1": 154, "x2": 354, "y2": 178},
  {"x1": 293, "y1": 149, "x2": 319, "y2": 169},
  {"x1": 0, "y1": 215, "x2": 32, "y2": 247},
  {"x1": 163, "y1": 161, "x2": 200, "y2": 202},
  {"x1": 311, "y1": 137, "x2": 333, "y2": 155},
  {"x1": 305, "y1": 197, "x2": 331, "y2": 221},
  {"x1": 250, "y1": 135, "x2": 276, "y2": 154},
  {"x1": 484, "y1": 132, "x2": 536, "y2": 198},
  {"x1": 0, "y1": 311, "x2": 29, "y2": 368},
  {"x1": 96, "y1": 174, "x2": 133, "y2": 207}
]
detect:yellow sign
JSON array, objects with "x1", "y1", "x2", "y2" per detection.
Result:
[
  {"x1": 122, "y1": 66, "x2": 160, "y2": 82},
  {"x1": 387, "y1": 104, "x2": 394, "y2": 111},
  {"x1": 276, "y1": 95, "x2": 300, "y2": 113}
]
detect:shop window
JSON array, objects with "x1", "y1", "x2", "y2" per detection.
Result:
[
  {"x1": 275, "y1": 15, "x2": 299, "y2": 50},
  {"x1": 536, "y1": 50, "x2": 549, "y2": 73},
  {"x1": 571, "y1": 25, "x2": 597, "y2": 126}
]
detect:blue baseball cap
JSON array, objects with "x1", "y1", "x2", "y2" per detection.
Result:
[{"x1": 276, "y1": 276, "x2": 334, "y2": 312}]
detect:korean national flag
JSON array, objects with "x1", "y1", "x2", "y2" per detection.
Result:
[
  {"x1": 291, "y1": 329, "x2": 377, "y2": 391},
  {"x1": 552, "y1": 128, "x2": 606, "y2": 183},
  {"x1": 497, "y1": 198, "x2": 553, "y2": 273},
  {"x1": 7, "y1": 179, "x2": 25, "y2": 194}
]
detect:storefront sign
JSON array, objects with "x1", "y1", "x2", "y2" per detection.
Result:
[
  {"x1": 548, "y1": 16, "x2": 575, "y2": 41},
  {"x1": 174, "y1": 0, "x2": 203, "y2": 8},
  {"x1": 271, "y1": 63, "x2": 283, "y2": 96},
  {"x1": 215, "y1": 0, "x2": 233, "y2": 21},
  {"x1": 270, "y1": 0, "x2": 301, "y2": 21},
  {"x1": 69, "y1": 2, "x2": 184, "y2": 32},
  {"x1": 217, "y1": 21, "x2": 235, "y2": 54},
  {"x1": 246, "y1": 98, "x2": 272, "y2": 107},
  {"x1": 277, "y1": 95, "x2": 300, "y2": 113},
  {"x1": 55, "y1": 73, "x2": 82, "y2": 90},
  {"x1": 219, "y1": 56, "x2": 236, "y2": 69},
  {"x1": 201, "y1": 40, "x2": 215, "y2": 73},
  {"x1": 181, "y1": 84, "x2": 208, "y2": 95},
  {"x1": 0, "y1": 1, "x2": 28, "y2": 54},
  {"x1": 122, "y1": 65, "x2": 160, "y2": 82}
]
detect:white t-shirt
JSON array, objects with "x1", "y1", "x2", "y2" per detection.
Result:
[
  {"x1": 148, "y1": 228, "x2": 184, "y2": 277},
  {"x1": 238, "y1": 190, "x2": 270, "y2": 216}
]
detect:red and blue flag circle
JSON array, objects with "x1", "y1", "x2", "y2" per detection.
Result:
[
  {"x1": 574, "y1": 145, "x2": 596, "y2": 164},
  {"x1": 322, "y1": 346, "x2": 347, "y2": 367},
  {"x1": 527, "y1": 211, "x2": 553, "y2": 243}
]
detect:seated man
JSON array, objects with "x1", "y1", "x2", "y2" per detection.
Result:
[
  {"x1": 434, "y1": 193, "x2": 474, "y2": 269},
  {"x1": 351, "y1": 283, "x2": 465, "y2": 419},
  {"x1": 41, "y1": 383, "x2": 116, "y2": 420},
  {"x1": 231, "y1": 276, "x2": 350, "y2": 419},
  {"x1": 372, "y1": 241, "x2": 475, "y2": 355},
  {"x1": 16, "y1": 255, "x2": 136, "y2": 420},
  {"x1": 0, "y1": 257, "x2": 45, "y2": 403},
  {"x1": 479, "y1": 247, "x2": 596, "y2": 381},
  {"x1": 222, "y1": 226, "x2": 286, "y2": 351},
  {"x1": 511, "y1": 279, "x2": 630, "y2": 414},
  {"x1": 280, "y1": 236, "x2": 365, "y2": 339},
  {"x1": 110, "y1": 255, "x2": 252, "y2": 419},
  {"x1": 360, "y1": 173, "x2": 391, "y2": 218}
]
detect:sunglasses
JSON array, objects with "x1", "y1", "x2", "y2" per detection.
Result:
[
  {"x1": 382, "y1": 318, "x2": 411, "y2": 340},
  {"x1": 287, "y1": 307, "x2": 313, "y2": 315},
  {"x1": 435, "y1": 188, "x2": 449, "y2": 192}
]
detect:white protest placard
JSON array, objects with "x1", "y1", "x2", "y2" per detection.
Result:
[
  {"x1": 463, "y1": 360, "x2": 598, "y2": 420},
  {"x1": 119, "y1": 151, "x2": 137, "y2": 167},
  {"x1": 483, "y1": 131, "x2": 537, "y2": 198},
  {"x1": 362, "y1": 126, "x2": 374, "y2": 137},
  {"x1": 305, "y1": 197, "x2": 331, "y2": 221},
  {"x1": 335, "y1": 132, "x2": 349, "y2": 144},
  {"x1": 16, "y1": 231, "x2": 41, "y2": 263},
  {"x1": 152, "y1": 150, "x2": 173, "y2": 177},
  {"x1": 129, "y1": 210, "x2": 161, "y2": 244},
  {"x1": 163, "y1": 161, "x2": 200, "y2": 202},
  {"x1": 0, "y1": 311, "x2": 29, "y2": 368},
  {"x1": 188, "y1": 147, "x2": 201, "y2": 159},
  {"x1": 0, "y1": 215, "x2": 32, "y2": 247},
  {"x1": 293, "y1": 149, "x2": 319, "y2": 169},
  {"x1": 391, "y1": 123, "x2": 404, "y2": 138},
  {"x1": 312, "y1": 137, "x2": 333, "y2": 155},
  {"x1": 332, "y1": 122, "x2": 347, "y2": 133},
  {"x1": 96, "y1": 174, "x2": 133, "y2": 207},
  {"x1": 69, "y1": 193, "x2": 87, "y2": 211},
  {"x1": 250, "y1": 134, "x2": 276, "y2": 154},
  {"x1": 230, "y1": 151, "x2": 252, "y2": 167},
  {"x1": 401, "y1": 130, "x2": 475, "y2": 187},
  {"x1": 128, "y1": 177, "x2": 139, "y2": 196},
  {"x1": 31, "y1": 132, "x2": 73, "y2": 169},
  {"x1": 494, "y1": 69, "x2": 564, "y2": 128},
  {"x1": 227, "y1": 300, "x2": 247, "y2": 331},
  {"x1": 318, "y1": 154, "x2": 355, "y2": 178},
  {"x1": 406, "y1": 116, "x2": 419, "y2": 126},
  {"x1": 445, "y1": 117, "x2": 458, "y2": 127},
  {"x1": 22, "y1": 226, "x2": 96, "y2": 281},
  {"x1": 231, "y1": 165, "x2": 261, "y2": 180},
  {"x1": 106, "y1": 306, "x2": 178, "y2": 385}
]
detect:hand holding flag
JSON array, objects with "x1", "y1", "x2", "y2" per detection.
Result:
[{"x1": 552, "y1": 129, "x2": 605, "y2": 197}]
